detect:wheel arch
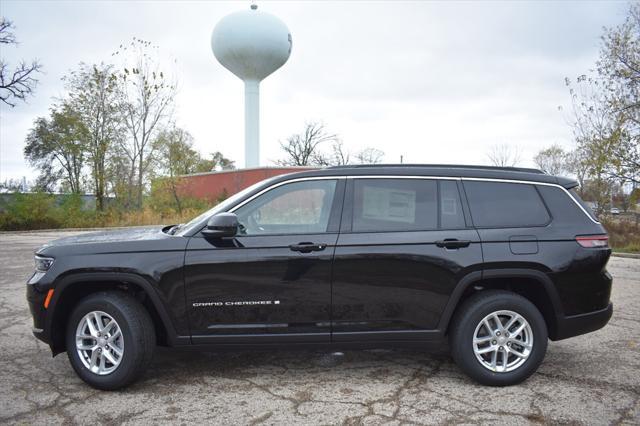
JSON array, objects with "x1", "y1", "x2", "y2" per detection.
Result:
[
  {"x1": 46, "y1": 272, "x2": 182, "y2": 355},
  {"x1": 439, "y1": 269, "x2": 564, "y2": 340}
]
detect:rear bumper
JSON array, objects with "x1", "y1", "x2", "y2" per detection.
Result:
[{"x1": 553, "y1": 303, "x2": 613, "y2": 340}]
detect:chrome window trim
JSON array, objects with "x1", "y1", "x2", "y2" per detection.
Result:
[
  {"x1": 345, "y1": 175, "x2": 459, "y2": 180},
  {"x1": 229, "y1": 176, "x2": 345, "y2": 213},
  {"x1": 222, "y1": 174, "x2": 598, "y2": 226}
]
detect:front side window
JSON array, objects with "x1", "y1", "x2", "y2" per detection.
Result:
[
  {"x1": 353, "y1": 179, "x2": 438, "y2": 232},
  {"x1": 234, "y1": 179, "x2": 337, "y2": 235},
  {"x1": 464, "y1": 181, "x2": 550, "y2": 228}
]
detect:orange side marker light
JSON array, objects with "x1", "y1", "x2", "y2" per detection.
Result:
[{"x1": 44, "y1": 289, "x2": 54, "y2": 309}]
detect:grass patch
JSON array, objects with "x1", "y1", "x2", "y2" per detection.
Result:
[
  {"x1": 601, "y1": 217, "x2": 640, "y2": 253},
  {"x1": 0, "y1": 193, "x2": 211, "y2": 231}
]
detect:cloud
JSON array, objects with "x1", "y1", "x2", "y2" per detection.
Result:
[{"x1": 0, "y1": 0, "x2": 628, "y2": 181}]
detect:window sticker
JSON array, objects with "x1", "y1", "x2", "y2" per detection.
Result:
[
  {"x1": 441, "y1": 197, "x2": 458, "y2": 216},
  {"x1": 362, "y1": 186, "x2": 416, "y2": 223}
]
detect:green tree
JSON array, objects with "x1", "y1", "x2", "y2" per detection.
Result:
[
  {"x1": 153, "y1": 127, "x2": 202, "y2": 213},
  {"x1": 154, "y1": 127, "x2": 201, "y2": 175},
  {"x1": 65, "y1": 63, "x2": 123, "y2": 211},
  {"x1": 564, "y1": 74, "x2": 622, "y2": 214},
  {"x1": 565, "y1": 147, "x2": 590, "y2": 191},
  {"x1": 196, "y1": 151, "x2": 236, "y2": 172},
  {"x1": 24, "y1": 104, "x2": 87, "y2": 193},
  {"x1": 533, "y1": 144, "x2": 569, "y2": 175},
  {"x1": 597, "y1": 3, "x2": 640, "y2": 184},
  {"x1": 630, "y1": 187, "x2": 640, "y2": 210}
]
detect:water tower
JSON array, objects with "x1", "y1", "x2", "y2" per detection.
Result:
[{"x1": 212, "y1": 4, "x2": 292, "y2": 168}]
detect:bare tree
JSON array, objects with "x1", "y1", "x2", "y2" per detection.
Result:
[
  {"x1": 0, "y1": 18, "x2": 43, "y2": 107},
  {"x1": 312, "y1": 139, "x2": 350, "y2": 166},
  {"x1": 487, "y1": 144, "x2": 522, "y2": 167},
  {"x1": 277, "y1": 122, "x2": 338, "y2": 166},
  {"x1": 329, "y1": 140, "x2": 350, "y2": 165},
  {"x1": 355, "y1": 147, "x2": 385, "y2": 164},
  {"x1": 116, "y1": 38, "x2": 175, "y2": 208}
]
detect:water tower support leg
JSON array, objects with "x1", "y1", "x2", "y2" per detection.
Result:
[{"x1": 244, "y1": 80, "x2": 260, "y2": 168}]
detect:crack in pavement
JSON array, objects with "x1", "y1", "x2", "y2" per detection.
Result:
[{"x1": 0, "y1": 232, "x2": 639, "y2": 425}]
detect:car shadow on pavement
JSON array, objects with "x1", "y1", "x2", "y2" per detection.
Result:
[{"x1": 136, "y1": 346, "x2": 454, "y2": 389}]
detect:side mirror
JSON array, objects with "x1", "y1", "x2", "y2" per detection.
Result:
[{"x1": 202, "y1": 213, "x2": 239, "y2": 238}]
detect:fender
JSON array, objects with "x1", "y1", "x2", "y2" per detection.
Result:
[
  {"x1": 46, "y1": 272, "x2": 190, "y2": 351},
  {"x1": 436, "y1": 268, "x2": 564, "y2": 335}
]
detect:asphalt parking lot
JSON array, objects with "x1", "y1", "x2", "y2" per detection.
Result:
[{"x1": 0, "y1": 230, "x2": 638, "y2": 425}]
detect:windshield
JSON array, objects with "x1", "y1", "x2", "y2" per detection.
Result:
[{"x1": 175, "y1": 177, "x2": 278, "y2": 236}]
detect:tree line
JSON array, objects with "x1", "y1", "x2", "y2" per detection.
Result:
[
  {"x1": 21, "y1": 38, "x2": 234, "y2": 212},
  {"x1": 5, "y1": 5, "x2": 640, "y2": 219},
  {"x1": 3, "y1": 15, "x2": 384, "y2": 214},
  {"x1": 484, "y1": 5, "x2": 640, "y2": 215}
]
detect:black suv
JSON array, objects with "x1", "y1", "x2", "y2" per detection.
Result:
[{"x1": 27, "y1": 165, "x2": 613, "y2": 389}]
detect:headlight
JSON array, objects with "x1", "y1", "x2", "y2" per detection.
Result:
[{"x1": 35, "y1": 255, "x2": 54, "y2": 272}]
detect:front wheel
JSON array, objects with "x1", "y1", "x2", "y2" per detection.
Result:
[
  {"x1": 66, "y1": 291, "x2": 155, "y2": 390},
  {"x1": 449, "y1": 290, "x2": 548, "y2": 386}
]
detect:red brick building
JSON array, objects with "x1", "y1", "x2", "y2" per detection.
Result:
[{"x1": 177, "y1": 167, "x2": 316, "y2": 202}]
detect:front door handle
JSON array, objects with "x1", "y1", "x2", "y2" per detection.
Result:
[
  {"x1": 435, "y1": 239, "x2": 471, "y2": 249},
  {"x1": 289, "y1": 242, "x2": 327, "y2": 253}
]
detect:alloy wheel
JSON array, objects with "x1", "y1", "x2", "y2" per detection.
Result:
[
  {"x1": 472, "y1": 310, "x2": 533, "y2": 373},
  {"x1": 75, "y1": 311, "x2": 124, "y2": 375}
]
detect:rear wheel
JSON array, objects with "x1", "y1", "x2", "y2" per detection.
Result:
[
  {"x1": 66, "y1": 291, "x2": 155, "y2": 390},
  {"x1": 449, "y1": 290, "x2": 548, "y2": 386}
]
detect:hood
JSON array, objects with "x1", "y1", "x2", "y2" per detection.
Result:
[
  {"x1": 35, "y1": 225, "x2": 190, "y2": 257},
  {"x1": 41, "y1": 226, "x2": 166, "y2": 248}
]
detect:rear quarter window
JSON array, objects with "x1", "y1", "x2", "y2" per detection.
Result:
[
  {"x1": 568, "y1": 189, "x2": 599, "y2": 222},
  {"x1": 463, "y1": 181, "x2": 550, "y2": 228}
]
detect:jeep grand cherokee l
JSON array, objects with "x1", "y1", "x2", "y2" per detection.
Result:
[{"x1": 27, "y1": 165, "x2": 613, "y2": 389}]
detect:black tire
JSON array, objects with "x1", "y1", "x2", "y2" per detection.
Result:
[
  {"x1": 65, "y1": 291, "x2": 155, "y2": 390},
  {"x1": 449, "y1": 290, "x2": 548, "y2": 386}
]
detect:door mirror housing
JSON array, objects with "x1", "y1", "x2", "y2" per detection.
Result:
[{"x1": 202, "y1": 213, "x2": 239, "y2": 238}]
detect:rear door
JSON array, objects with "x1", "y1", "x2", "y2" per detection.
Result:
[{"x1": 331, "y1": 177, "x2": 483, "y2": 341}]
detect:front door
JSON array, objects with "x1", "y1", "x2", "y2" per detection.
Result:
[
  {"x1": 331, "y1": 177, "x2": 483, "y2": 341},
  {"x1": 184, "y1": 178, "x2": 344, "y2": 344}
]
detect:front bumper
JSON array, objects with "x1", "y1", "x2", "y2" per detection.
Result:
[
  {"x1": 26, "y1": 282, "x2": 51, "y2": 344},
  {"x1": 553, "y1": 303, "x2": 613, "y2": 340}
]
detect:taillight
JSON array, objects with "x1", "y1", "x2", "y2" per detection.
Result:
[{"x1": 576, "y1": 235, "x2": 609, "y2": 248}]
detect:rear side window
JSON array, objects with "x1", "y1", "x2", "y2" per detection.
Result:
[
  {"x1": 351, "y1": 179, "x2": 466, "y2": 232},
  {"x1": 463, "y1": 181, "x2": 550, "y2": 228},
  {"x1": 353, "y1": 179, "x2": 437, "y2": 232}
]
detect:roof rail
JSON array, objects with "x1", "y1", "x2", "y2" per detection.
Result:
[{"x1": 326, "y1": 164, "x2": 545, "y2": 174}]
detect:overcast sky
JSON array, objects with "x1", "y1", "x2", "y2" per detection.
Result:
[{"x1": 0, "y1": 0, "x2": 631, "y2": 181}]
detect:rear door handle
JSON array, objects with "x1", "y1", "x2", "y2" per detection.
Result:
[
  {"x1": 289, "y1": 242, "x2": 327, "y2": 253},
  {"x1": 435, "y1": 239, "x2": 471, "y2": 249}
]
